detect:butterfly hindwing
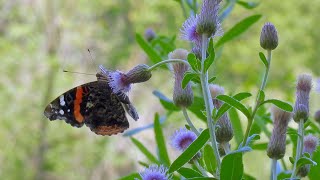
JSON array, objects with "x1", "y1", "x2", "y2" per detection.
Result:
[{"x1": 44, "y1": 81, "x2": 129, "y2": 135}]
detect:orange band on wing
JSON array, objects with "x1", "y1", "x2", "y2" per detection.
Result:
[{"x1": 74, "y1": 86, "x2": 84, "y2": 123}]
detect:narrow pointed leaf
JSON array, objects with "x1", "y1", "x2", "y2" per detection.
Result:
[
  {"x1": 203, "y1": 144, "x2": 216, "y2": 174},
  {"x1": 188, "y1": 53, "x2": 201, "y2": 71},
  {"x1": 177, "y1": 167, "x2": 203, "y2": 178},
  {"x1": 118, "y1": 173, "x2": 141, "y2": 180},
  {"x1": 229, "y1": 108, "x2": 244, "y2": 146},
  {"x1": 220, "y1": 151, "x2": 244, "y2": 180},
  {"x1": 208, "y1": 76, "x2": 217, "y2": 83},
  {"x1": 237, "y1": 1, "x2": 259, "y2": 9},
  {"x1": 257, "y1": 90, "x2": 265, "y2": 103},
  {"x1": 153, "y1": 90, "x2": 180, "y2": 111},
  {"x1": 216, "y1": 95, "x2": 251, "y2": 118},
  {"x1": 261, "y1": 99, "x2": 293, "y2": 112},
  {"x1": 135, "y1": 33, "x2": 162, "y2": 64},
  {"x1": 216, "y1": 92, "x2": 252, "y2": 120},
  {"x1": 182, "y1": 72, "x2": 199, "y2": 89},
  {"x1": 215, "y1": 14, "x2": 262, "y2": 47},
  {"x1": 204, "y1": 39, "x2": 215, "y2": 72},
  {"x1": 258, "y1": 52, "x2": 268, "y2": 68},
  {"x1": 154, "y1": 113, "x2": 170, "y2": 166},
  {"x1": 169, "y1": 129, "x2": 210, "y2": 173},
  {"x1": 296, "y1": 157, "x2": 317, "y2": 169},
  {"x1": 131, "y1": 137, "x2": 159, "y2": 164}
]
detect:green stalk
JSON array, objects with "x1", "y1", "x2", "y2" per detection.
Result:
[
  {"x1": 148, "y1": 59, "x2": 189, "y2": 71},
  {"x1": 290, "y1": 119, "x2": 305, "y2": 179},
  {"x1": 199, "y1": 34, "x2": 221, "y2": 175},
  {"x1": 182, "y1": 107, "x2": 200, "y2": 136},
  {"x1": 194, "y1": 159, "x2": 209, "y2": 177},
  {"x1": 242, "y1": 50, "x2": 272, "y2": 146}
]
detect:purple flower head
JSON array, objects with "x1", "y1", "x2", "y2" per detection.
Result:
[
  {"x1": 171, "y1": 128, "x2": 197, "y2": 151},
  {"x1": 99, "y1": 65, "x2": 131, "y2": 94},
  {"x1": 180, "y1": 15, "x2": 201, "y2": 44},
  {"x1": 315, "y1": 78, "x2": 320, "y2": 93},
  {"x1": 139, "y1": 164, "x2": 171, "y2": 180},
  {"x1": 197, "y1": 0, "x2": 222, "y2": 37},
  {"x1": 303, "y1": 134, "x2": 319, "y2": 155}
]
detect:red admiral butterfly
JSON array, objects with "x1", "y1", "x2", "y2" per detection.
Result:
[{"x1": 44, "y1": 65, "x2": 139, "y2": 136}]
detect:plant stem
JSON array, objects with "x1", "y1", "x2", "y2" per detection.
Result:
[
  {"x1": 194, "y1": 159, "x2": 209, "y2": 177},
  {"x1": 221, "y1": 142, "x2": 230, "y2": 154},
  {"x1": 199, "y1": 34, "x2": 221, "y2": 176},
  {"x1": 182, "y1": 107, "x2": 200, "y2": 136},
  {"x1": 271, "y1": 159, "x2": 277, "y2": 180},
  {"x1": 290, "y1": 119, "x2": 305, "y2": 179},
  {"x1": 242, "y1": 50, "x2": 272, "y2": 146},
  {"x1": 148, "y1": 59, "x2": 189, "y2": 71},
  {"x1": 179, "y1": 0, "x2": 188, "y2": 19}
]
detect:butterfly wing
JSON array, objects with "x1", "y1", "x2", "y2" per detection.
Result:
[{"x1": 44, "y1": 81, "x2": 129, "y2": 135}]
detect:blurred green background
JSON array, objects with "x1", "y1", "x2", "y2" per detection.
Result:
[{"x1": 1, "y1": 0, "x2": 320, "y2": 179}]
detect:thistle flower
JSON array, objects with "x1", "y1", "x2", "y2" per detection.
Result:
[
  {"x1": 209, "y1": 84, "x2": 234, "y2": 143},
  {"x1": 293, "y1": 74, "x2": 312, "y2": 123},
  {"x1": 99, "y1": 64, "x2": 151, "y2": 95},
  {"x1": 144, "y1": 28, "x2": 156, "y2": 42},
  {"x1": 260, "y1": 22, "x2": 278, "y2": 50},
  {"x1": 171, "y1": 128, "x2": 197, "y2": 151},
  {"x1": 196, "y1": 0, "x2": 222, "y2": 37},
  {"x1": 314, "y1": 110, "x2": 320, "y2": 124},
  {"x1": 169, "y1": 49, "x2": 194, "y2": 107},
  {"x1": 297, "y1": 135, "x2": 319, "y2": 177},
  {"x1": 267, "y1": 106, "x2": 292, "y2": 159},
  {"x1": 139, "y1": 164, "x2": 172, "y2": 180},
  {"x1": 180, "y1": 15, "x2": 201, "y2": 44}
]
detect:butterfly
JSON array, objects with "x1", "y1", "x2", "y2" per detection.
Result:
[{"x1": 43, "y1": 65, "x2": 139, "y2": 136}]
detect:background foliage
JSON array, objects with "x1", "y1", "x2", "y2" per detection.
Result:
[{"x1": 1, "y1": 0, "x2": 320, "y2": 179}]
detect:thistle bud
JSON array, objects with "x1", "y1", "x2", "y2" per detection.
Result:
[
  {"x1": 196, "y1": 0, "x2": 222, "y2": 37},
  {"x1": 297, "y1": 135, "x2": 319, "y2": 177},
  {"x1": 293, "y1": 74, "x2": 312, "y2": 123},
  {"x1": 209, "y1": 84, "x2": 234, "y2": 143},
  {"x1": 260, "y1": 22, "x2": 278, "y2": 50},
  {"x1": 125, "y1": 64, "x2": 152, "y2": 84},
  {"x1": 267, "y1": 106, "x2": 292, "y2": 159},
  {"x1": 169, "y1": 49, "x2": 194, "y2": 107},
  {"x1": 144, "y1": 28, "x2": 156, "y2": 42},
  {"x1": 314, "y1": 110, "x2": 320, "y2": 124}
]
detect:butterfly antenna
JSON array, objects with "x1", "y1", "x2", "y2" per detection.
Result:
[{"x1": 62, "y1": 69, "x2": 96, "y2": 76}]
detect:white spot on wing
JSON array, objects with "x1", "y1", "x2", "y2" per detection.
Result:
[
  {"x1": 67, "y1": 109, "x2": 70, "y2": 112},
  {"x1": 59, "y1": 95, "x2": 66, "y2": 106},
  {"x1": 59, "y1": 109, "x2": 64, "y2": 115}
]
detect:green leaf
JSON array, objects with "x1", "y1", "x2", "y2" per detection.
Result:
[
  {"x1": 153, "y1": 90, "x2": 180, "y2": 111},
  {"x1": 261, "y1": 99, "x2": 293, "y2": 112},
  {"x1": 258, "y1": 52, "x2": 268, "y2": 68},
  {"x1": 188, "y1": 53, "x2": 201, "y2": 72},
  {"x1": 208, "y1": 76, "x2": 216, "y2": 83},
  {"x1": 216, "y1": 92, "x2": 252, "y2": 120},
  {"x1": 186, "y1": 178, "x2": 217, "y2": 180},
  {"x1": 245, "y1": 134, "x2": 260, "y2": 147},
  {"x1": 229, "y1": 108, "x2": 244, "y2": 146},
  {"x1": 289, "y1": 157, "x2": 295, "y2": 164},
  {"x1": 187, "y1": 96, "x2": 206, "y2": 122},
  {"x1": 177, "y1": 167, "x2": 203, "y2": 178},
  {"x1": 237, "y1": 1, "x2": 260, "y2": 9},
  {"x1": 220, "y1": 151, "x2": 244, "y2": 180},
  {"x1": 138, "y1": 161, "x2": 149, "y2": 167},
  {"x1": 169, "y1": 129, "x2": 210, "y2": 173},
  {"x1": 257, "y1": 90, "x2": 265, "y2": 103},
  {"x1": 131, "y1": 137, "x2": 159, "y2": 164},
  {"x1": 251, "y1": 142, "x2": 268, "y2": 150},
  {"x1": 118, "y1": 173, "x2": 141, "y2": 180},
  {"x1": 182, "y1": 72, "x2": 199, "y2": 89},
  {"x1": 215, "y1": 14, "x2": 262, "y2": 47},
  {"x1": 216, "y1": 95, "x2": 251, "y2": 119},
  {"x1": 203, "y1": 145, "x2": 216, "y2": 174},
  {"x1": 154, "y1": 113, "x2": 170, "y2": 166},
  {"x1": 308, "y1": 149, "x2": 320, "y2": 180},
  {"x1": 204, "y1": 39, "x2": 215, "y2": 72},
  {"x1": 135, "y1": 33, "x2": 162, "y2": 64},
  {"x1": 296, "y1": 157, "x2": 317, "y2": 169}
]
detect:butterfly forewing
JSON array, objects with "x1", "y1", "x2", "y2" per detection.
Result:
[{"x1": 44, "y1": 81, "x2": 129, "y2": 136}]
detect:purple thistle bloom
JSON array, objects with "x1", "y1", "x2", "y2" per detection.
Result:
[
  {"x1": 180, "y1": 15, "x2": 201, "y2": 45},
  {"x1": 197, "y1": 0, "x2": 223, "y2": 37},
  {"x1": 171, "y1": 128, "x2": 197, "y2": 151},
  {"x1": 139, "y1": 164, "x2": 171, "y2": 180}
]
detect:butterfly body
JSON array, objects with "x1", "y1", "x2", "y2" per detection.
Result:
[{"x1": 44, "y1": 72, "x2": 137, "y2": 136}]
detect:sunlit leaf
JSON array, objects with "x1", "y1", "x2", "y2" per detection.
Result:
[
  {"x1": 136, "y1": 33, "x2": 162, "y2": 64},
  {"x1": 216, "y1": 95, "x2": 251, "y2": 119},
  {"x1": 131, "y1": 137, "x2": 159, "y2": 164},
  {"x1": 220, "y1": 151, "x2": 244, "y2": 180},
  {"x1": 261, "y1": 99, "x2": 293, "y2": 112},
  {"x1": 154, "y1": 113, "x2": 170, "y2": 166}
]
